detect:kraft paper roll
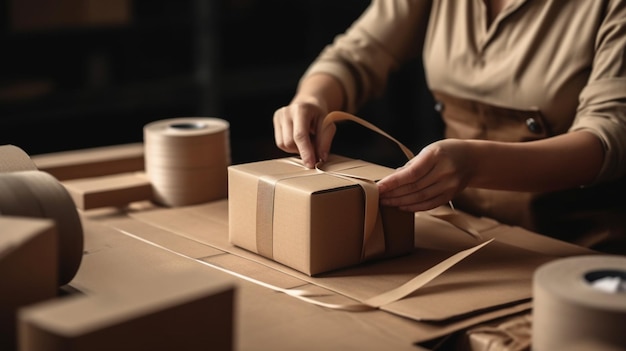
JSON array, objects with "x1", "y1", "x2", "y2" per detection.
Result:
[
  {"x1": 532, "y1": 255, "x2": 626, "y2": 351},
  {"x1": 0, "y1": 144, "x2": 83, "y2": 286},
  {"x1": 0, "y1": 171, "x2": 84, "y2": 286},
  {"x1": 143, "y1": 117, "x2": 231, "y2": 207},
  {"x1": 0, "y1": 144, "x2": 38, "y2": 172}
]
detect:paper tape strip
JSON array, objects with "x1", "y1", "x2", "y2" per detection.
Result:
[
  {"x1": 120, "y1": 227, "x2": 492, "y2": 311},
  {"x1": 323, "y1": 111, "x2": 477, "y2": 237}
]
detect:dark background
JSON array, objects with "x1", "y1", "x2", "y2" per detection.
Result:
[{"x1": 0, "y1": 0, "x2": 442, "y2": 168}]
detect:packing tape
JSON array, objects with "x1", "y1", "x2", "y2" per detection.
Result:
[
  {"x1": 143, "y1": 117, "x2": 231, "y2": 207},
  {"x1": 532, "y1": 255, "x2": 626, "y2": 351},
  {"x1": 0, "y1": 145, "x2": 83, "y2": 286}
]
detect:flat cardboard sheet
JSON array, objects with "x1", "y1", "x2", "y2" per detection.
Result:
[
  {"x1": 80, "y1": 199, "x2": 593, "y2": 343},
  {"x1": 48, "y1": 219, "x2": 237, "y2": 350},
  {"x1": 74, "y1": 214, "x2": 432, "y2": 350},
  {"x1": 0, "y1": 216, "x2": 58, "y2": 350}
]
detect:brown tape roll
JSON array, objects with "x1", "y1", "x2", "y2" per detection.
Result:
[
  {"x1": 0, "y1": 145, "x2": 37, "y2": 172},
  {"x1": 0, "y1": 145, "x2": 83, "y2": 286},
  {"x1": 532, "y1": 255, "x2": 626, "y2": 351},
  {"x1": 143, "y1": 117, "x2": 231, "y2": 207},
  {"x1": 0, "y1": 171, "x2": 83, "y2": 286}
]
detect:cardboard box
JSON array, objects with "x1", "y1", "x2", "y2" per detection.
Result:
[
  {"x1": 0, "y1": 216, "x2": 58, "y2": 351},
  {"x1": 228, "y1": 154, "x2": 414, "y2": 276},
  {"x1": 18, "y1": 271, "x2": 235, "y2": 351},
  {"x1": 16, "y1": 218, "x2": 237, "y2": 351}
]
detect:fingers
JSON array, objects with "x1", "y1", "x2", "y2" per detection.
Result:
[
  {"x1": 273, "y1": 108, "x2": 296, "y2": 153},
  {"x1": 380, "y1": 178, "x2": 457, "y2": 212},
  {"x1": 377, "y1": 147, "x2": 435, "y2": 194},
  {"x1": 377, "y1": 145, "x2": 462, "y2": 212},
  {"x1": 273, "y1": 103, "x2": 327, "y2": 168},
  {"x1": 315, "y1": 118, "x2": 336, "y2": 164},
  {"x1": 293, "y1": 112, "x2": 318, "y2": 168}
]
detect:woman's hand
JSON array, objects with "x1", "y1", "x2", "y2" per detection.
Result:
[
  {"x1": 377, "y1": 139, "x2": 473, "y2": 212},
  {"x1": 273, "y1": 101, "x2": 336, "y2": 169},
  {"x1": 272, "y1": 73, "x2": 345, "y2": 169}
]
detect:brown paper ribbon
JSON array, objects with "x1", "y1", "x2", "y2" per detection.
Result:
[
  {"x1": 121, "y1": 227, "x2": 493, "y2": 312},
  {"x1": 243, "y1": 112, "x2": 491, "y2": 310},
  {"x1": 323, "y1": 111, "x2": 479, "y2": 238},
  {"x1": 256, "y1": 166, "x2": 315, "y2": 258}
]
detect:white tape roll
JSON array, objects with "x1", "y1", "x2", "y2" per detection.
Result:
[
  {"x1": 143, "y1": 117, "x2": 231, "y2": 207},
  {"x1": 532, "y1": 255, "x2": 626, "y2": 351}
]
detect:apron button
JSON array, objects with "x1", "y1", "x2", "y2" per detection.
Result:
[
  {"x1": 526, "y1": 117, "x2": 541, "y2": 133},
  {"x1": 434, "y1": 101, "x2": 444, "y2": 112}
]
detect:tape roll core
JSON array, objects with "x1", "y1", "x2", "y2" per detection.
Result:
[{"x1": 168, "y1": 122, "x2": 208, "y2": 130}]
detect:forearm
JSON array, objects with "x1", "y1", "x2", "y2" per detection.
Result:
[
  {"x1": 467, "y1": 131, "x2": 605, "y2": 192},
  {"x1": 290, "y1": 73, "x2": 346, "y2": 113}
]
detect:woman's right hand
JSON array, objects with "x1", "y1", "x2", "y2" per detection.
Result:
[
  {"x1": 273, "y1": 73, "x2": 346, "y2": 169},
  {"x1": 274, "y1": 103, "x2": 336, "y2": 168},
  {"x1": 273, "y1": 101, "x2": 336, "y2": 169}
]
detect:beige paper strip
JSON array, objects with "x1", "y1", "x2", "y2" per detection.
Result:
[
  {"x1": 255, "y1": 168, "x2": 317, "y2": 258},
  {"x1": 323, "y1": 111, "x2": 416, "y2": 159},
  {"x1": 256, "y1": 177, "x2": 276, "y2": 258},
  {"x1": 315, "y1": 164, "x2": 385, "y2": 261},
  {"x1": 120, "y1": 227, "x2": 493, "y2": 312},
  {"x1": 363, "y1": 238, "x2": 493, "y2": 308},
  {"x1": 323, "y1": 111, "x2": 479, "y2": 237}
]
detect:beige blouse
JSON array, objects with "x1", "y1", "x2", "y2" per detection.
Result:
[{"x1": 301, "y1": 0, "x2": 626, "y2": 184}]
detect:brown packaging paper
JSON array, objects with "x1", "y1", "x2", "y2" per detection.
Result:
[
  {"x1": 0, "y1": 216, "x2": 58, "y2": 351},
  {"x1": 17, "y1": 218, "x2": 237, "y2": 351},
  {"x1": 228, "y1": 154, "x2": 414, "y2": 276}
]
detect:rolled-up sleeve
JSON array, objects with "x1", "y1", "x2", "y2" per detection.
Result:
[
  {"x1": 570, "y1": 0, "x2": 626, "y2": 183},
  {"x1": 574, "y1": 79, "x2": 626, "y2": 183},
  {"x1": 299, "y1": 0, "x2": 431, "y2": 113}
]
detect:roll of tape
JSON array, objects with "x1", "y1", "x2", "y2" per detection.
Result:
[
  {"x1": 532, "y1": 255, "x2": 626, "y2": 351},
  {"x1": 0, "y1": 170, "x2": 83, "y2": 286},
  {"x1": 143, "y1": 117, "x2": 231, "y2": 207},
  {"x1": 0, "y1": 144, "x2": 38, "y2": 172},
  {"x1": 0, "y1": 145, "x2": 83, "y2": 285}
]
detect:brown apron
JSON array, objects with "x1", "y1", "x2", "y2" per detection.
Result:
[{"x1": 432, "y1": 91, "x2": 626, "y2": 255}]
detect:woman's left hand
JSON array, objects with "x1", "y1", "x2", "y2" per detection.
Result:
[{"x1": 377, "y1": 139, "x2": 473, "y2": 212}]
